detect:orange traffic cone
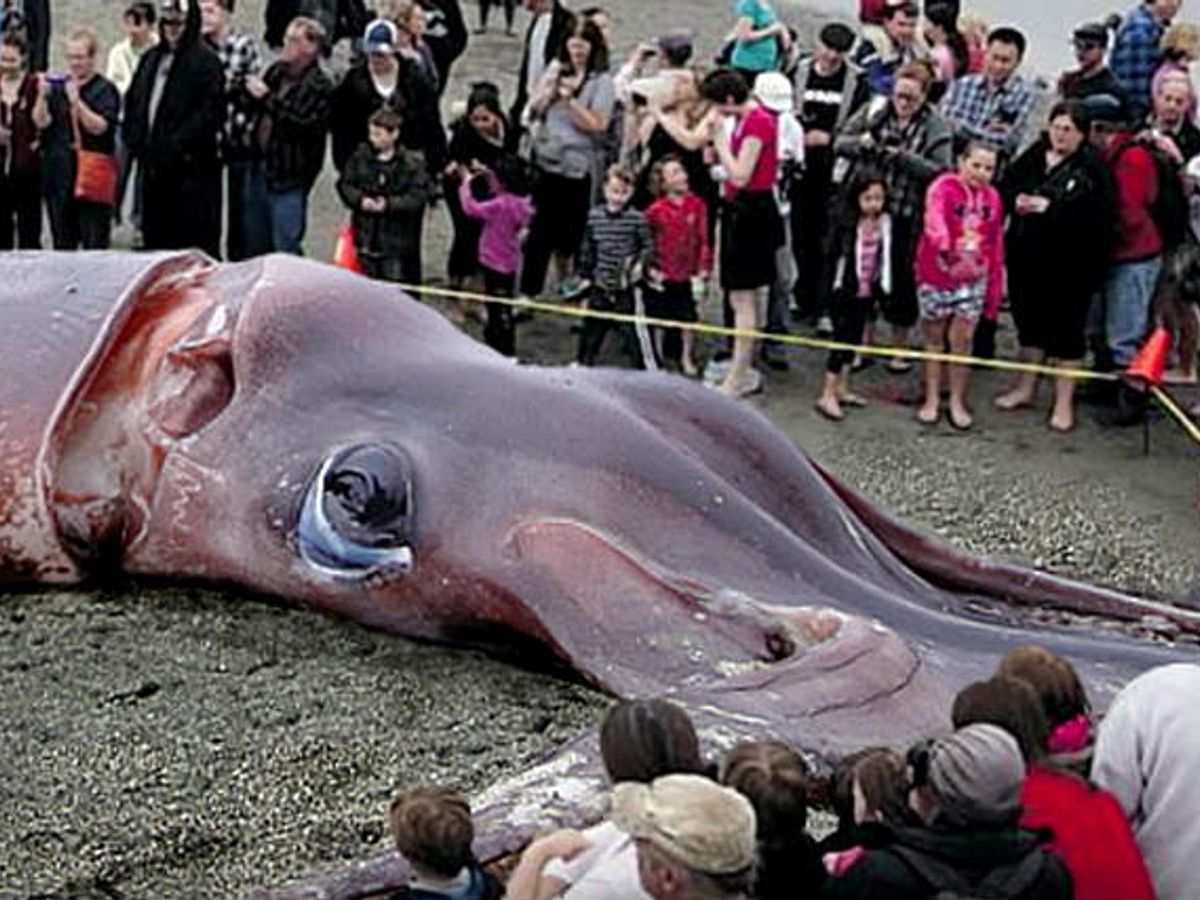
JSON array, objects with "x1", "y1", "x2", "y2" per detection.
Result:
[
  {"x1": 1125, "y1": 327, "x2": 1172, "y2": 389},
  {"x1": 333, "y1": 223, "x2": 362, "y2": 274}
]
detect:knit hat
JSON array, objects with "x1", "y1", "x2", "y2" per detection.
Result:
[
  {"x1": 928, "y1": 724, "x2": 1025, "y2": 828},
  {"x1": 819, "y1": 22, "x2": 857, "y2": 53},
  {"x1": 612, "y1": 775, "x2": 757, "y2": 876}
]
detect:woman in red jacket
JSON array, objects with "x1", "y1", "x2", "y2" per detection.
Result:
[{"x1": 953, "y1": 676, "x2": 1156, "y2": 900}]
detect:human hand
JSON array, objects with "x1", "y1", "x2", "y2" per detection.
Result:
[
  {"x1": 945, "y1": 254, "x2": 985, "y2": 282},
  {"x1": 36, "y1": 73, "x2": 50, "y2": 97},
  {"x1": 245, "y1": 75, "x2": 270, "y2": 100},
  {"x1": 859, "y1": 132, "x2": 876, "y2": 150},
  {"x1": 1015, "y1": 194, "x2": 1049, "y2": 215},
  {"x1": 806, "y1": 129, "x2": 831, "y2": 148},
  {"x1": 65, "y1": 79, "x2": 80, "y2": 106}
]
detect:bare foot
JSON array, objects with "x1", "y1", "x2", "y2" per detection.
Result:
[
  {"x1": 994, "y1": 389, "x2": 1035, "y2": 410},
  {"x1": 839, "y1": 392, "x2": 868, "y2": 408},
  {"x1": 815, "y1": 396, "x2": 845, "y2": 421},
  {"x1": 1048, "y1": 408, "x2": 1075, "y2": 433},
  {"x1": 682, "y1": 359, "x2": 699, "y2": 378},
  {"x1": 717, "y1": 370, "x2": 763, "y2": 399},
  {"x1": 916, "y1": 403, "x2": 940, "y2": 425}
]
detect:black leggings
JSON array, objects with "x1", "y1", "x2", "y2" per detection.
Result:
[
  {"x1": 482, "y1": 265, "x2": 517, "y2": 356},
  {"x1": 0, "y1": 173, "x2": 42, "y2": 249},
  {"x1": 479, "y1": 0, "x2": 516, "y2": 29},
  {"x1": 520, "y1": 170, "x2": 592, "y2": 297},
  {"x1": 827, "y1": 289, "x2": 875, "y2": 373}
]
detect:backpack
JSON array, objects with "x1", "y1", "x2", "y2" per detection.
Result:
[
  {"x1": 1118, "y1": 141, "x2": 1191, "y2": 250},
  {"x1": 888, "y1": 844, "x2": 1049, "y2": 900}
]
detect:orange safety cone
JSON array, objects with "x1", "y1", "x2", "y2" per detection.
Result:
[
  {"x1": 333, "y1": 223, "x2": 362, "y2": 274},
  {"x1": 1125, "y1": 327, "x2": 1172, "y2": 390}
]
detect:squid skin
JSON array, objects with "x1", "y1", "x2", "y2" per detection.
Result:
[{"x1": 0, "y1": 252, "x2": 1194, "y2": 900}]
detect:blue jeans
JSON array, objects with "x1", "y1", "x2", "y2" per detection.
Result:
[
  {"x1": 268, "y1": 188, "x2": 308, "y2": 255},
  {"x1": 1097, "y1": 258, "x2": 1162, "y2": 367}
]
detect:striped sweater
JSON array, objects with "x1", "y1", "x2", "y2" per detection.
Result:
[{"x1": 578, "y1": 204, "x2": 653, "y2": 292}]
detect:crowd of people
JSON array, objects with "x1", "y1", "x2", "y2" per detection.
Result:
[
  {"x1": 3, "y1": 0, "x2": 1200, "y2": 419},
  {"x1": 378, "y1": 653, "x2": 1200, "y2": 900}
]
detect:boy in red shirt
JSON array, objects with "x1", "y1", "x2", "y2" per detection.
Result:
[{"x1": 644, "y1": 156, "x2": 711, "y2": 375}]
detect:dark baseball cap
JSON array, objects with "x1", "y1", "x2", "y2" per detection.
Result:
[
  {"x1": 1082, "y1": 93, "x2": 1129, "y2": 125},
  {"x1": 1073, "y1": 23, "x2": 1110, "y2": 47},
  {"x1": 819, "y1": 22, "x2": 857, "y2": 53}
]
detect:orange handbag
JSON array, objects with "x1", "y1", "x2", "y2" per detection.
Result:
[{"x1": 72, "y1": 106, "x2": 118, "y2": 207}]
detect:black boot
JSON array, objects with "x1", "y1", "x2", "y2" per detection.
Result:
[{"x1": 1096, "y1": 384, "x2": 1148, "y2": 426}]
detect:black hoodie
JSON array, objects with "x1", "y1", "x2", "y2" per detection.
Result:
[{"x1": 822, "y1": 822, "x2": 1073, "y2": 900}]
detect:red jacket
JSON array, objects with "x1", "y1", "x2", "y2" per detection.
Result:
[
  {"x1": 645, "y1": 192, "x2": 712, "y2": 284},
  {"x1": 1104, "y1": 134, "x2": 1163, "y2": 263},
  {"x1": 1021, "y1": 765, "x2": 1156, "y2": 900}
]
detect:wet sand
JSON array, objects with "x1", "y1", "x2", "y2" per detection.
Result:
[{"x1": 4, "y1": 2, "x2": 1199, "y2": 897}]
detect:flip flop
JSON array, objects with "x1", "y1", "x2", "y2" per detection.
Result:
[
  {"x1": 815, "y1": 399, "x2": 845, "y2": 422},
  {"x1": 948, "y1": 408, "x2": 974, "y2": 431},
  {"x1": 916, "y1": 407, "x2": 940, "y2": 426},
  {"x1": 1048, "y1": 417, "x2": 1076, "y2": 434},
  {"x1": 839, "y1": 393, "x2": 868, "y2": 408},
  {"x1": 887, "y1": 358, "x2": 914, "y2": 374}
]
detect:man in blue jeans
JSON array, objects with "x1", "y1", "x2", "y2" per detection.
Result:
[
  {"x1": 1087, "y1": 94, "x2": 1163, "y2": 424},
  {"x1": 246, "y1": 15, "x2": 332, "y2": 254}
]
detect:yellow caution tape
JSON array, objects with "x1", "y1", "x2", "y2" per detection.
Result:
[{"x1": 389, "y1": 281, "x2": 1200, "y2": 449}]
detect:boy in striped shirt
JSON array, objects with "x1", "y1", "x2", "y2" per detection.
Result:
[{"x1": 576, "y1": 165, "x2": 653, "y2": 366}]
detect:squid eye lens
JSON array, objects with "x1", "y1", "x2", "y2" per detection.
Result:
[
  {"x1": 298, "y1": 444, "x2": 416, "y2": 579},
  {"x1": 321, "y1": 445, "x2": 414, "y2": 547}
]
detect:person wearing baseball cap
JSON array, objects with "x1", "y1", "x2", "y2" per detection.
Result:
[
  {"x1": 1060, "y1": 19, "x2": 1127, "y2": 102},
  {"x1": 823, "y1": 725, "x2": 1072, "y2": 899},
  {"x1": 614, "y1": 774, "x2": 757, "y2": 899}
]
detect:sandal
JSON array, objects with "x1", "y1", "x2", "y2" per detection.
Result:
[
  {"x1": 948, "y1": 407, "x2": 974, "y2": 431},
  {"x1": 916, "y1": 406, "x2": 940, "y2": 426},
  {"x1": 717, "y1": 370, "x2": 764, "y2": 399},
  {"x1": 887, "y1": 358, "x2": 914, "y2": 374},
  {"x1": 815, "y1": 398, "x2": 845, "y2": 421},
  {"x1": 839, "y1": 393, "x2": 868, "y2": 408}
]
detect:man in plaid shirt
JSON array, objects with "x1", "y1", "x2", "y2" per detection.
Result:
[
  {"x1": 1110, "y1": 0, "x2": 1182, "y2": 122},
  {"x1": 201, "y1": 0, "x2": 268, "y2": 260},
  {"x1": 940, "y1": 26, "x2": 1034, "y2": 162}
]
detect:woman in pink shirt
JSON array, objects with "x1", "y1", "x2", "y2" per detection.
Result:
[
  {"x1": 914, "y1": 142, "x2": 1005, "y2": 430},
  {"x1": 703, "y1": 67, "x2": 782, "y2": 398}
]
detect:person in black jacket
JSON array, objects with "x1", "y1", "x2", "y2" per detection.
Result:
[
  {"x1": 418, "y1": 0, "x2": 467, "y2": 94},
  {"x1": 824, "y1": 725, "x2": 1073, "y2": 900},
  {"x1": 336, "y1": 106, "x2": 431, "y2": 283},
  {"x1": 509, "y1": 0, "x2": 573, "y2": 149},
  {"x1": 993, "y1": 101, "x2": 1117, "y2": 432},
  {"x1": 331, "y1": 19, "x2": 446, "y2": 177},
  {"x1": 246, "y1": 15, "x2": 332, "y2": 255},
  {"x1": 123, "y1": 0, "x2": 225, "y2": 257}
]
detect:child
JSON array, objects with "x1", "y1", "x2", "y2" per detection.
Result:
[
  {"x1": 576, "y1": 165, "x2": 653, "y2": 367},
  {"x1": 336, "y1": 107, "x2": 431, "y2": 284},
  {"x1": 644, "y1": 156, "x2": 711, "y2": 376},
  {"x1": 816, "y1": 172, "x2": 892, "y2": 421},
  {"x1": 914, "y1": 142, "x2": 1004, "y2": 430},
  {"x1": 385, "y1": 786, "x2": 503, "y2": 900},
  {"x1": 458, "y1": 155, "x2": 535, "y2": 357}
]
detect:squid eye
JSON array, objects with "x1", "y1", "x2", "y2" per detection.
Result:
[{"x1": 297, "y1": 444, "x2": 415, "y2": 579}]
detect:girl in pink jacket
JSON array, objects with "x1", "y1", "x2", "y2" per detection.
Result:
[{"x1": 914, "y1": 143, "x2": 1005, "y2": 430}]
